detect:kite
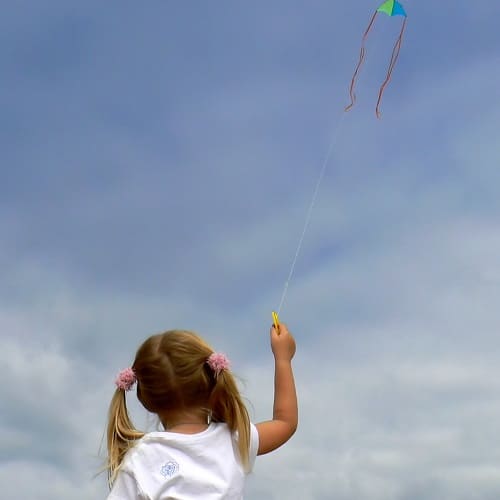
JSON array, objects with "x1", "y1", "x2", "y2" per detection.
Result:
[{"x1": 345, "y1": 0, "x2": 407, "y2": 118}]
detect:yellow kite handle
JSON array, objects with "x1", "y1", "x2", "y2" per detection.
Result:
[{"x1": 272, "y1": 311, "x2": 280, "y2": 332}]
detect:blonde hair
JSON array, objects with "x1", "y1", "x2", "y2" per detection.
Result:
[{"x1": 106, "y1": 330, "x2": 250, "y2": 486}]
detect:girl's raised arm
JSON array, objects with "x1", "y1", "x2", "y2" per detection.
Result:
[{"x1": 256, "y1": 323, "x2": 298, "y2": 455}]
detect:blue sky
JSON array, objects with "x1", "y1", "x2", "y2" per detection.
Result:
[{"x1": 1, "y1": 1, "x2": 500, "y2": 498}]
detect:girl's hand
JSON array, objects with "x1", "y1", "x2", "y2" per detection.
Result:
[{"x1": 270, "y1": 323, "x2": 296, "y2": 362}]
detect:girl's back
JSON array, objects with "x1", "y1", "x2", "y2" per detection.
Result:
[{"x1": 109, "y1": 422, "x2": 259, "y2": 499}]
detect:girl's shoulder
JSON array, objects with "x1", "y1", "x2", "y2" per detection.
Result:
[
  {"x1": 121, "y1": 422, "x2": 231, "y2": 464},
  {"x1": 121, "y1": 422, "x2": 258, "y2": 469}
]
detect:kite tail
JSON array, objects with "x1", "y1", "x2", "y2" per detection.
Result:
[
  {"x1": 375, "y1": 17, "x2": 407, "y2": 118},
  {"x1": 345, "y1": 11, "x2": 378, "y2": 112}
]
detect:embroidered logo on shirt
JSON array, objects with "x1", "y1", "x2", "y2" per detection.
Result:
[{"x1": 160, "y1": 461, "x2": 179, "y2": 478}]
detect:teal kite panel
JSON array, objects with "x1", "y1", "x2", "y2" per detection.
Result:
[{"x1": 392, "y1": 1, "x2": 407, "y2": 17}]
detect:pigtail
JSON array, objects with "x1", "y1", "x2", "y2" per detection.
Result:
[
  {"x1": 209, "y1": 371, "x2": 251, "y2": 470},
  {"x1": 106, "y1": 388, "x2": 144, "y2": 486}
]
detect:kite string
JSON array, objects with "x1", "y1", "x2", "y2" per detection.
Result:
[{"x1": 277, "y1": 110, "x2": 346, "y2": 315}]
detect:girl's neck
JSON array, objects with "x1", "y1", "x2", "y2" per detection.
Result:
[{"x1": 160, "y1": 408, "x2": 211, "y2": 434}]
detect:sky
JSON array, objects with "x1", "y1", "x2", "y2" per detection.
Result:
[{"x1": 1, "y1": 0, "x2": 500, "y2": 498}]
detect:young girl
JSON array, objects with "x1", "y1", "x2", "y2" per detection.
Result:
[{"x1": 106, "y1": 323, "x2": 297, "y2": 499}]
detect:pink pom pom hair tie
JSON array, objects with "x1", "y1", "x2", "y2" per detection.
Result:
[
  {"x1": 115, "y1": 367, "x2": 137, "y2": 391},
  {"x1": 207, "y1": 352, "x2": 230, "y2": 375}
]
